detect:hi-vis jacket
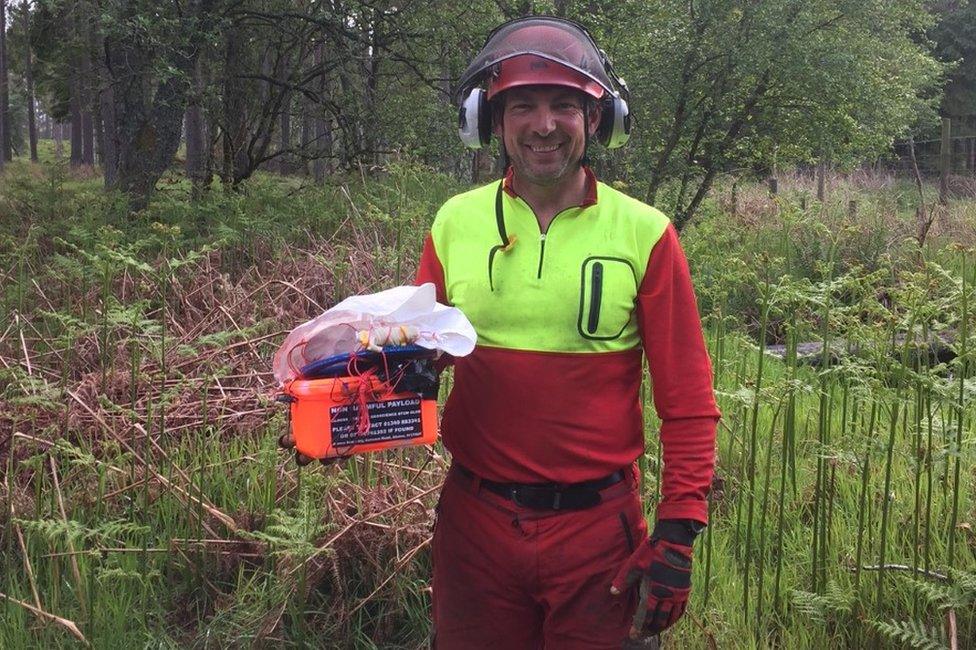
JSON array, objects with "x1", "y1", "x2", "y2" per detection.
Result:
[{"x1": 416, "y1": 169, "x2": 720, "y2": 523}]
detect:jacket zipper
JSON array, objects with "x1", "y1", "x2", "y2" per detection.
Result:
[
  {"x1": 535, "y1": 209, "x2": 574, "y2": 279},
  {"x1": 587, "y1": 262, "x2": 604, "y2": 334},
  {"x1": 537, "y1": 234, "x2": 546, "y2": 278},
  {"x1": 526, "y1": 204, "x2": 579, "y2": 280}
]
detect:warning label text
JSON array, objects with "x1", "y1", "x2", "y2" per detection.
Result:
[{"x1": 330, "y1": 397, "x2": 424, "y2": 445}]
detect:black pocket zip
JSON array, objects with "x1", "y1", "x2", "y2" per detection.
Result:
[{"x1": 586, "y1": 261, "x2": 604, "y2": 334}]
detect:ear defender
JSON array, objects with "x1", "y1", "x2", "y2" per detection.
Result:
[
  {"x1": 595, "y1": 48, "x2": 631, "y2": 149},
  {"x1": 597, "y1": 93, "x2": 631, "y2": 149},
  {"x1": 458, "y1": 88, "x2": 492, "y2": 150}
]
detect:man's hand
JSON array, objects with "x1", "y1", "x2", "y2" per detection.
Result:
[{"x1": 610, "y1": 520, "x2": 698, "y2": 639}]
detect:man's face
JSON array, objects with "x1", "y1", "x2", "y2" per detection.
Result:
[{"x1": 496, "y1": 86, "x2": 599, "y2": 187}]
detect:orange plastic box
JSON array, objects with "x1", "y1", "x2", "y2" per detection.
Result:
[{"x1": 283, "y1": 375, "x2": 438, "y2": 459}]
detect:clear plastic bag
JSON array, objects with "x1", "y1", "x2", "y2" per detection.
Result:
[{"x1": 273, "y1": 283, "x2": 476, "y2": 385}]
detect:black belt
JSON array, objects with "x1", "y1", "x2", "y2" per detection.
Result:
[{"x1": 455, "y1": 464, "x2": 626, "y2": 511}]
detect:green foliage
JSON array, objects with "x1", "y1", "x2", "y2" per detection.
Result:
[
  {"x1": 929, "y1": 1, "x2": 976, "y2": 120},
  {"x1": 871, "y1": 619, "x2": 949, "y2": 650},
  {"x1": 791, "y1": 581, "x2": 855, "y2": 621},
  {"x1": 0, "y1": 366, "x2": 62, "y2": 408},
  {"x1": 867, "y1": 571, "x2": 976, "y2": 649},
  {"x1": 580, "y1": 0, "x2": 945, "y2": 226},
  {"x1": 10, "y1": 0, "x2": 951, "y2": 221},
  {"x1": 95, "y1": 566, "x2": 162, "y2": 585},
  {"x1": 13, "y1": 516, "x2": 151, "y2": 546},
  {"x1": 681, "y1": 173, "x2": 972, "y2": 342},
  {"x1": 50, "y1": 439, "x2": 100, "y2": 470},
  {"x1": 909, "y1": 576, "x2": 972, "y2": 611},
  {"x1": 241, "y1": 486, "x2": 334, "y2": 560}
]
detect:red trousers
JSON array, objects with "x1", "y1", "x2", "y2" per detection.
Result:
[{"x1": 431, "y1": 465, "x2": 649, "y2": 649}]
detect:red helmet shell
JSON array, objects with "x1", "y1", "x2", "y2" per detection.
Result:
[{"x1": 486, "y1": 54, "x2": 605, "y2": 100}]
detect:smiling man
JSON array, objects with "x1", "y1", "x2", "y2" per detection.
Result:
[{"x1": 415, "y1": 17, "x2": 720, "y2": 649}]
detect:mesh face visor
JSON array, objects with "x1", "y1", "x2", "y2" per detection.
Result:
[{"x1": 454, "y1": 17, "x2": 618, "y2": 104}]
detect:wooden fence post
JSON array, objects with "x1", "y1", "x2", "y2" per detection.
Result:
[
  {"x1": 939, "y1": 117, "x2": 951, "y2": 205},
  {"x1": 768, "y1": 176, "x2": 778, "y2": 196},
  {"x1": 817, "y1": 161, "x2": 826, "y2": 201}
]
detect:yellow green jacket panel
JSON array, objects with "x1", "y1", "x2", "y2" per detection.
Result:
[{"x1": 430, "y1": 179, "x2": 669, "y2": 352}]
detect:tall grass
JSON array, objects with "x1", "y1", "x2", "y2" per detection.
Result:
[{"x1": 1, "y1": 161, "x2": 974, "y2": 648}]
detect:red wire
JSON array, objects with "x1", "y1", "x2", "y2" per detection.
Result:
[
  {"x1": 296, "y1": 324, "x2": 415, "y2": 440},
  {"x1": 354, "y1": 370, "x2": 376, "y2": 435},
  {"x1": 287, "y1": 339, "x2": 309, "y2": 377}
]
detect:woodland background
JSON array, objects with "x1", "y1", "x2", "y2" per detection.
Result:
[
  {"x1": 1, "y1": 1, "x2": 976, "y2": 648},
  {"x1": 1, "y1": 0, "x2": 972, "y2": 222}
]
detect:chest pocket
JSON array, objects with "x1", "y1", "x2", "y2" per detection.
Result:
[{"x1": 577, "y1": 256, "x2": 637, "y2": 340}]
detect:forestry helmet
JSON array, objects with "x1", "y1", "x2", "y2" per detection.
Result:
[{"x1": 456, "y1": 16, "x2": 631, "y2": 150}]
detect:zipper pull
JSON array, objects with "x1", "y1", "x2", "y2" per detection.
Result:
[{"x1": 539, "y1": 233, "x2": 547, "y2": 243}]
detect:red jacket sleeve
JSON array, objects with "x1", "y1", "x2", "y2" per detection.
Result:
[
  {"x1": 415, "y1": 233, "x2": 454, "y2": 370},
  {"x1": 637, "y1": 223, "x2": 720, "y2": 524},
  {"x1": 415, "y1": 233, "x2": 449, "y2": 305}
]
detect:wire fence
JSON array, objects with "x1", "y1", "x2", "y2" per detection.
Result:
[{"x1": 890, "y1": 133, "x2": 976, "y2": 177}]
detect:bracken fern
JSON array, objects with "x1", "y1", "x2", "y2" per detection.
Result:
[{"x1": 871, "y1": 619, "x2": 948, "y2": 650}]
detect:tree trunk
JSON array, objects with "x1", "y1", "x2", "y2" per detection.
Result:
[
  {"x1": 311, "y1": 43, "x2": 330, "y2": 182},
  {"x1": 0, "y1": 0, "x2": 10, "y2": 165},
  {"x1": 81, "y1": 111, "x2": 95, "y2": 165},
  {"x1": 311, "y1": 105, "x2": 328, "y2": 181},
  {"x1": 22, "y1": 2, "x2": 37, "y2": 163},
  {"x1": 107, "y1": 1, "x2": 211, "y2": 210},
  {"x1": 54, "y1": 122, "x2": 63, "y2": 158},
  {"x1": 363, "y1": 10, "x2": 380, "y2": 165},
  {"x1": 312, "y1": 115, "x2": 332, "y2": 182},
  {"x1": 278, "y1": 91, "x2": 292, "y2": 174},
  {"x1": 185, "y1": 57, "x2": 207, "y2": 198},
  {"x1": 240, "y1": 46, "x2": 293, "y2": 181},
  {"x1": 99, "y1": 81, "x2": 118, "y2": 187},
  {"x1": 201, "y1": 79, "x2": 217, "y2": 191},
  {"x1": 80, "y1": 4, "x2": 96, "y2": 167},
  {"x1": 66, "y1": 0, "x2": 84, "y2": 167},
  {"x1": 184, "y1": 108, "x2": 204, "y2": 193},
  {"x1": 300, "y1": 97, "x2": 311, "y2": 176},
  {"x1": 335, "y1": 31, "x2": 356, "y2": 168},
  {"x1": 817, "y1": 160, "x2": 826, "y2": 201},
  {"x1": 26, "y1": 95, "x2": 37, "y2": 162},
  {"x1": 644, "y1": 50, "x2": 698, "y2": 205},
  {"x1": 906, "y1": 136, "x2": 933, "y2": 250},
  {"x1": 70, "y1": 78, "x2": 83, "y2": 166},
  {"x1": 939, "y1": 117, "x2": 951, "y2": 205},
  {"x1": 94, "y1": 104, "x2": 104, "y2": 166},
  {"x1": 92, "y1": 4, "x2": 118, "y2": 184},
  {"x1": 112, "y1": 68, "x2": 194, "y2": 209},
  {"x1": 221, "y1": 32, "x2": 248, "y2": 187}
]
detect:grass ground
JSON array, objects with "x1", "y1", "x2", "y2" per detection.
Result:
[{"x1": 0, "y1": 155, "x2": 974, "y2": 648}]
